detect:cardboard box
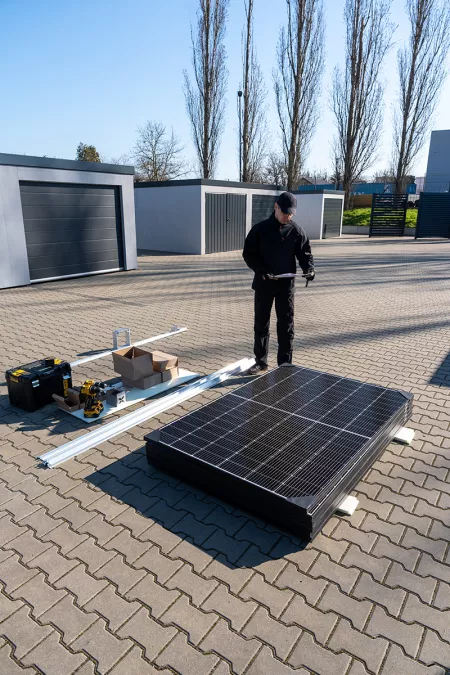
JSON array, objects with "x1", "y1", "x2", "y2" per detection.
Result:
[
  {"x1": 122, "y1": 372, "x2": 162, "y2": 390},
  {"x1": 151, "y1": 351, "x2": 179, "y2": 372},
  {"x1": 53, "y1": 388, "x2": 82, "y2": 412},
  {"x1": 113, "y1": 346, "x2": 154, "y2": 381},
  {"x1": 161, "y1": 367, "x2": 179, "y2": 383}
]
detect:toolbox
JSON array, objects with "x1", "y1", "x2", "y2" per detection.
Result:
[{"x1": 5, "y1": 358, "x2": 72, "y2": 412}]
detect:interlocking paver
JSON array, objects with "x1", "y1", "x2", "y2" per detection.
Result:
[
  {"x1": 243, "y1": 605, "x2": 301, "y2": 659},
  {"x1": 160, "y1": 594, "x2": 218, "y2": 644},
  {"x1": 328, "y1": 619, "x2": 389, "y2": 673},
  {"x1": 21, "y1": 631, "x2": 87, "y2": 675},
  {"x1": 289, "y1": 631, "x2": 351, "y2": 674},
  {"x1": 202, "y1": 583, "x2": 257, "y2": 631},
  {"x1": 117, "y1": 607, "x2": 177, "y2": 660},
  {"x1": 281, "y1": 594, "x2": 337, "y2": 644},
  {"x1": 71, "y1": 619, "x2": 134, "y2": 672},
  {"x1": 366, "y1": 605, "x2": 424, "y2": 657},
  {"x1": 2, "y1": 240, "x2": 450, "y2": 674},
  {"x1": 0, "y1": 643, "x2": 39, "y2": 674},
  {"x1": 0, "y1": 605, "x2": 53, "y2": 659},
  {"x1": 199, "y1": 618, "x2": 261, "y2": 674},
  {"x1": 165, "y1": 562, "x2": 218, "y2": 605}
]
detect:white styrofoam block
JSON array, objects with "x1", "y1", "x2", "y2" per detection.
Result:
[
  {"x1": 393, "y1": 427, "x2": 415, "y2": 445},
  {"x1": 336, "y1": 495, "x2": 359, "y2": 516}
]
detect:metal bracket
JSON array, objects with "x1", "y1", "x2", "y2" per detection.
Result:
[{"x1": 112, "y1": 328, "x2": 131, "y2": 351}]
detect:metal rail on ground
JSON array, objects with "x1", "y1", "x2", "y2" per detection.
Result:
[
  {"x1": 39, "y1": 357, "x2": 255, "y2": 468},
  {"x1": 70, "y1": 326, "x2": 187, "y2": 368}
]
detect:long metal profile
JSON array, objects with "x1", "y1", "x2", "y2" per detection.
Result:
[
  {"x1": 71, "y1": 326, "x2": 187, "y2": 367},
  {"x1": 39, "y1": 357, "x2": 255, "y2": 468}
]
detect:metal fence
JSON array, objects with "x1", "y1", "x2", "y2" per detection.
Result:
[
  {"x1": 415, "y1": 193, "x2": 450, "y2": 239},
  {"x1": 369, "y1": 194, "x2": 407, "y2": 237}
]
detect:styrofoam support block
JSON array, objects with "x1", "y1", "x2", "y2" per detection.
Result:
[
  {"x1": 336, "y1": 495, "x2": 359, "y2": 516},
  {"x1": 393, "y1": 427, "x2": 415, "y2": 445}
]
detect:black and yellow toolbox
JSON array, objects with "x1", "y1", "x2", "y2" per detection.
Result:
[{"x1": 5, "y1": 358, "x2": 72, "y2": 412}]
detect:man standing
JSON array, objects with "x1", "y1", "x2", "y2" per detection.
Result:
[{"x1": 243, "y1": 192, "x2": 315, "y2": 375}]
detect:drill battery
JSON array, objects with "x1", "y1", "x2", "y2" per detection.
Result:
[{"x1": 5, "y1": 358, "x2": 72, "y2": 412}]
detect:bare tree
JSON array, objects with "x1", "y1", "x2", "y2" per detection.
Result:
[
  {"x1": 274, "y1": 0, "x2": 325, "y2": 190},
  {"x1": 392, "y1": 0, "x2": 450, "y2": 193},
  {"x1": 261, "y1": 152, "x2": 288, "y2": 186},
  {"x1": 183, "y1": 0, "x2": 229, "y2": 178},
  {"x1": 331, "y1": 0, "x2": 395, "y2": 207},
  {"x1": 133, "y1": 122, "x2": 189, "y2": 181},
  {"x1": 240, "y1": 0, "x2": 267, "y2": 182}
]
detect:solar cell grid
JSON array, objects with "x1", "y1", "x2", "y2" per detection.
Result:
[{"x1": 146, "y1": 365, "x2": 412, "y2": 540}]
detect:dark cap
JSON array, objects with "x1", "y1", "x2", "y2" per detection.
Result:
[{"x1": 276, "y1": 191, "x2": 297, "y2": 214}]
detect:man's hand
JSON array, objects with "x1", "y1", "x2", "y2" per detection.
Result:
[
  {"x1": 262, "y1": 273, "x2": 278, "y2": 281},
  {"x1": 302, "y1": 270, "x2": 315, "y2": 287}
]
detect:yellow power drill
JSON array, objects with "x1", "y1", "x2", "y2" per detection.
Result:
[{"x1": 80, "y1": 380, "x2": 106, "y2": 419}]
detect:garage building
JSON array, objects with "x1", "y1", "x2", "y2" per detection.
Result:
[
  {"x1": 135, "y1": 180, "x2": 344, "y2": 254},
  {"x1": 0, "y1": 153, "x2": 137, "y2": 289}
]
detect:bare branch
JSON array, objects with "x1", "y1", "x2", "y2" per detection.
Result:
[
  {"x1": 240, "y1": 0, "x2": 268, "y2": 182},
  {"x1": 331, "y1": 0, "x2": 395, "y2": 207},
  {"x1": 183, "y1": 0, "x2": 229, "y2": 178},
  {"x1": 392, "y1": 0, "x2": 450, "y2": 193},
  {"x1": 274, "y1": 0, "x2": 325, "y2": 190},
  {"x1": 133, "y1": 121, "x2": 190, "y2": 181}
]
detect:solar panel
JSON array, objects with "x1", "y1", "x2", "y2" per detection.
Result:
[{"x1": 145, "y1": 365, "x2": 412, "y2": 540}]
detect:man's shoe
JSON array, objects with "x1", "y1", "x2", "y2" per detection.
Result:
[{"x1": 248, "y1": 363, "x2": 268, "y2": 376}]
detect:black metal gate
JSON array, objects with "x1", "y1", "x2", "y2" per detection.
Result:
[
  {"x1": 322, "y1": 198, "x2": 343, "y2": 238},
  {"x1": 205, "y1": 193, "x2": 247, "y2": 253},
  {"x1": 369, "y1": 194, "x2": 407, "y2": 237},
  {"x1": 415, "y1": 193, "x2": 450, "y2": 239}
]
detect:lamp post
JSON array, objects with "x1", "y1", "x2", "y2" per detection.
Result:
[{"x1": 238, "y1": 90, "x2": 243, "y2": 182}]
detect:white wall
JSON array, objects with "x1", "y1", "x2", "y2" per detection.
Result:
[
  {"x1": 295, "y1": 194, "x2": 324, "y2": 239},
  {"x1": 0, "y1": 166, "x2": 30, "y2": 289},
  {"x1": 135, "y1": 185, "x2": 202, "y2": 254},
  {"x1": 424, "y1": 130, "x2": 450, "y2": 192}
]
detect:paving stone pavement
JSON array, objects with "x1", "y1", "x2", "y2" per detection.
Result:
[{"x1": 0, "y1": 236, "x2": 449, "y2": 674}]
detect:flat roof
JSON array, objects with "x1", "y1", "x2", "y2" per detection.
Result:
[
  {"x1": 0, "y1": 153, "x2": 134, "y2": 175},
  {"x1": 135, "y1": 178, "x2": 344, "y2": 195}
]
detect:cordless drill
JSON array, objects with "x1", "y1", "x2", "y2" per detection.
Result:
[{"x1": 80, "y1": 380, "x2": 106, "y2": 419}]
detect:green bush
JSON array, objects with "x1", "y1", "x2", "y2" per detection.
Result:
[{"x1": 343, "y1": 207, "x2": 418, "y2": 228}]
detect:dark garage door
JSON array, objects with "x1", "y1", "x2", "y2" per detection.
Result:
[
  {"x1": 252, "y1": 194, "x2": 276, "y2": 226},
  {"x1": 322, "y1": 198, "x2": 342, "y2": 238},
  {"x1": 20, "y1": 182, "x2": 124, "y2": 281},
  {"x1": 205, "y1": 193, "x2": 247, "y2": 253}
]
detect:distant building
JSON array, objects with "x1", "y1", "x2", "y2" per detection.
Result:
[{"x1": 424, "y1": 130, "x2": 450, "y2": 192}]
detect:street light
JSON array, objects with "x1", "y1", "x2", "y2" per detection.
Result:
[{"x1": 238, "y1": 90, "x2": 243, "y2": 182}]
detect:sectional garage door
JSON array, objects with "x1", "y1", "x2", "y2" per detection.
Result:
[{"x1": 20, "y1": 182, "x2": 124, "y2": 282}]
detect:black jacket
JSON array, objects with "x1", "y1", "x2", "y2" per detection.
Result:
[{"x1": 243, "y1": 213, "x2": 314, "y2": 290}]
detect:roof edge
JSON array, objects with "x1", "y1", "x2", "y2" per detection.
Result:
[{"x1": 0, "y1": 152, "x2": 134, "y2": 175}]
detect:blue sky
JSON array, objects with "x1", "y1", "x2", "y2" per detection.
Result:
[{"x1": 0, "y1": 0, "x2": 448, "y2": 179}]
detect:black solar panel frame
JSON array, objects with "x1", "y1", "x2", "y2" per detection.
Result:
[{"x1": 145, "y1": 365, "x2": 412, "y2": 540}]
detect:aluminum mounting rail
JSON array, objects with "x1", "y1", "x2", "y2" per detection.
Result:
[
  {"x1": 70, "y1": 326, "x2": 187, "y2": 368},
  {"x1": 39, "y1": 357, "x2": 255, "y2": 468}
]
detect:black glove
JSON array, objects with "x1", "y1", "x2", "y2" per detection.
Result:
[
  {"x1": 302, "y1": 270, "x2": 315, "y2": 287},
  {"x1": 262, "y1": 273, "x2": 277, "y2": 281}
]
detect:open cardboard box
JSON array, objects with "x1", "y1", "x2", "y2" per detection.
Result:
[
  {"x1": 113, "y1": 346, "x2": 154, "y2": 381},
  {"x1": 122, "y1": 373, "x2": 162, "y2": 390},
  {"x1": 151, "y1": 351, "x2": 179, "y2": 372},
  {"x1": 53, "y1": 388, "x2": 82, "y2": 412}
]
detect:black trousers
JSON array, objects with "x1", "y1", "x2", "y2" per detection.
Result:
[{"x1": 254, "y1": 286, "x2": 294, "y2": 367}]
